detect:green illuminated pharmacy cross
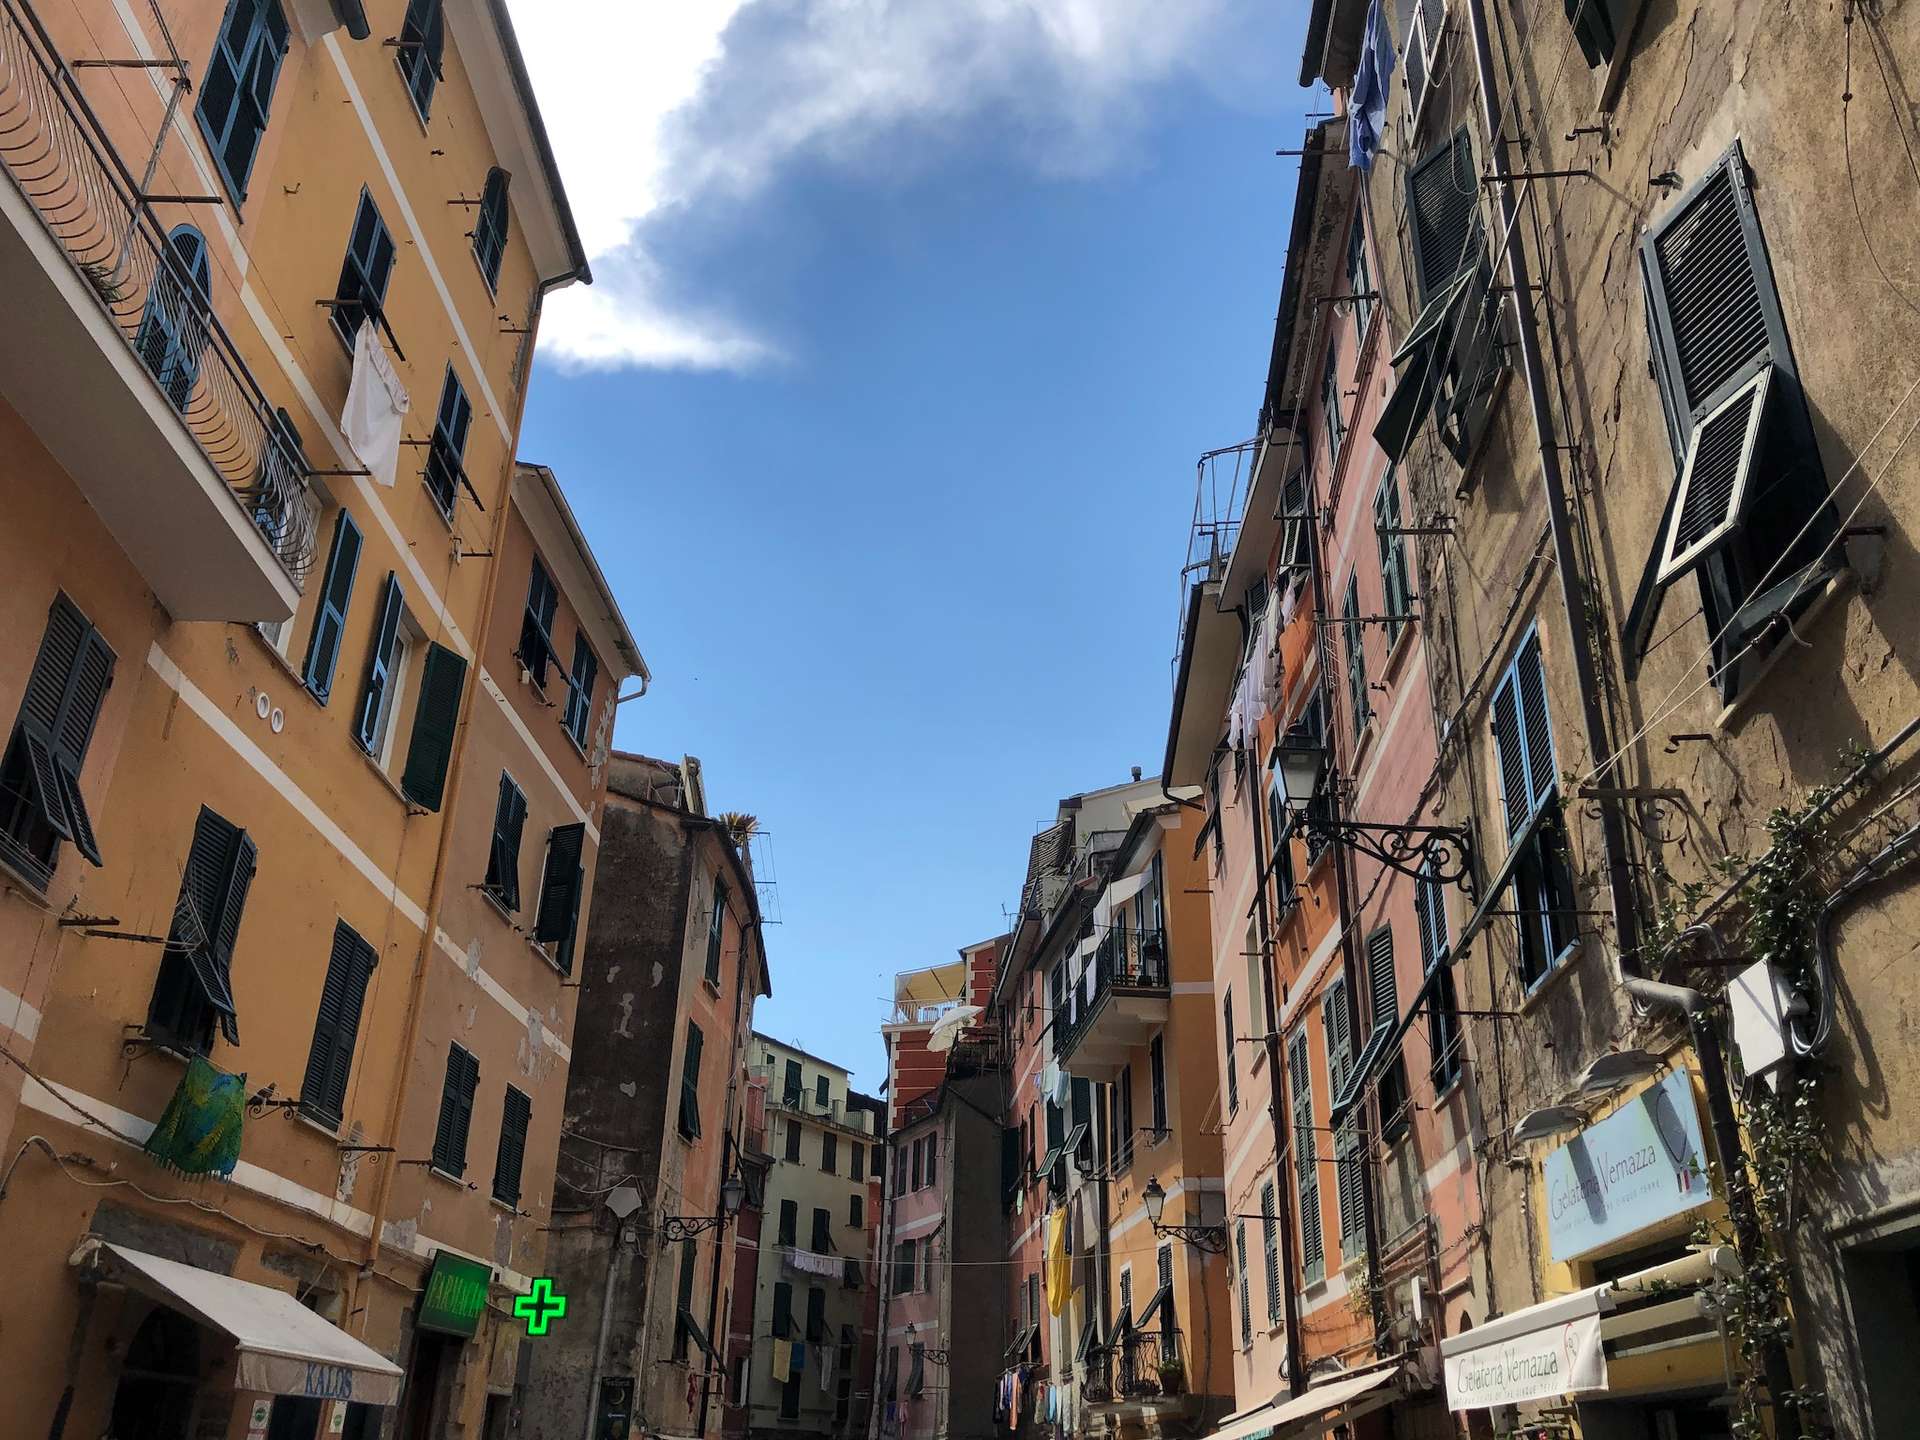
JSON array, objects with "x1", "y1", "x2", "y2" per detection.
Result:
[{"x1": 514, "y1": 1278, "x2": 568, "y2": 1337}]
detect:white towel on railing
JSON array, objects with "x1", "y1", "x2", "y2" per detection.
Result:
[{"x1": 342, "y1": 320, "x2": 409, "y2": 487}]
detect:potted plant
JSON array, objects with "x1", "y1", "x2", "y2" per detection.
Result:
[{"x1": 1155, "y1": 1356, "x2": 1186, "y2": 1396}]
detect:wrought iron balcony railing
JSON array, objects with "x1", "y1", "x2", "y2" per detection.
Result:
[
  {"x1": 0, "y1": 0, "x2": 316, "y2": 581},
  {"x1": 1054, "y1": 926, "x2": 1169, "y2": 1063}
]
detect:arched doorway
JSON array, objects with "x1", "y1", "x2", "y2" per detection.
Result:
[{"x1": 108, "y1": 1306, "x2": 201, "y2": 1440}]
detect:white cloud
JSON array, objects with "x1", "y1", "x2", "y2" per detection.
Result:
[{"x1": 507, "y1": 0, "x2": 1238, "y2": 371}]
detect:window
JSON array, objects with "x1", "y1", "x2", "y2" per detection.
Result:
[
  {"x1": 483, "y1": 773, "x2": 527, "y2": 910},
  {"x1": 678, "y1": 1021, "x2": 704, "y2": 1140},
  {"x1": 1322, "y1": 975, "x2": 1354, "y2": 1105},
  {"x1": 778, "y1": 1199, "x2": 798, "y2": 1247},
  {"x1": 330, "y1": 191, "x2": 395, "y2": 351},
  {"x1": 1401, "y1": 0, "x2": 1447, "y2": 124},
  {"x1": 821, "y1": 1131, "x2": 837, "y2": 1175},
  {"x1": 532, "y1": 824, "x2": 587, "y2": 969},
  {"x1": 1336, "y1": 1116, "x2": 1366, "y2": 1257},
  {"x1": 396, "y1": 0, "x2": 445, "y2": 120},
  {"x1": 1375, "y1": 128, "x2": 1505, "y2": 467},
  {"x1": 1, "y1": 594, "x2": 114, "y2": 883},
  {"x1": 1279, "y1": 468, "x2": 1312, "y2": 594},
  {"x1": 519, "y1": 559, "x2": 559, "y2": 687},
  {"x1": 1245, "y1": 923, "x2": 1267, "y2": 1042},
  {"x1": 1155, "y1": 1244, "x2": 1177, "y2": 1361},
  {"x1": 1222, "y1": 992, "x2": 1238, "y2": 1114},
  {"x1": 816, "y1": 1074, "x2": 830, "y2": 1108},
  {"x1": 1374, "y1": 471, "x2": 1413, "y2": 650},
  {"x1": 423, "y1": 367, "x2": 473, "y2": 518},
  {"x1": 1149, "y1": 1033, "x2": 1167, "y2": 1134},
  {"x1": 1322, "y1": 343, "x2": 1347, "y2": 473},
  {"x1": 811, "y1": 1207, "x2": 832, "y2": 1253},
  {"x1": 147, "y1": 807, "x2": 255, "y2": 1053},
  {"x1": 672, "y1": 1240, "x2": 698, "y2": 1361},
  {"x1": 806, "y1": 1286, "x2": 827, "y2": 1343},
  {"x1": 136, "y1": 227, "x2": 211, "y2": 412},
  {"x1": 1267, "y1": 771, "x2": 1296, "y2": 911},
  {"x1": 352, "y1": 573, "x2": 408, "y2": 757},
  {"x1": 1214, "y1": 1218, "x2": 1243, "y2": 1357},
  {"x1": 302, "y1": 509, "x2": 362, "y2": 703},
  {"x1": 893, "y1": 1239, "x2": 916, "y2": 1295},
  {"x1": 562, "y1": 633, "x2": 598, "y2": 750},
  {"x1": 432, "y1": 1043, "x2": 479, "y2": 1175},
  {"x1": 1417, "y1": 864, "x2": 1464, "y2": 1089},
  {"x1": 850, "y1": 1143, "x2": 864, "y2": 1183},
  {"x1": 1367, "y1": 928, "x2": 1411, "y2": 1142},
  {"x1": 1288, "y1": 1030, "x2": 1323, "y2": 1285},
  {"x1": 1492, "y1": 628, "x2": 1578, "y2": 987},
  {"x1": 1118, "y1": 1268, "x2": 1134, "y2": 1334},
  {"x1": 398, "y1": 642, "x2": 466, "y2": 811},
  {"x1": 1112, "y1": 1064, "x2": 1134, "y2": 1172},
  {"x1": 784, "y1": 1120, "x2": 802, "y2": 1163},
  {"x1": 299, "y1": 921, "x2": 378, "y2": 1128},
  {"x1": 783, "y1": 1059, "x2": 803, "y2": 1106},
  {"x1": 1567, "y1": 0, "x2": 1635, "y2": 67},
  {"x1": 1624, "y1": 143, "x2": 1837, "y2": 702},
  {"x1": 1346, "y1": 202, "x2": 1375, "y2": 339},
  {"x1": 849, "y1": 1193, "x2": 863, "y2": 1228},
  {"x1": 1343, "y1": 572, "x2": 1369, "y2": 738},
  {"x1": 773, "y1": 1279, "x2": 794, "y2": 1338},
  {"x1": 471, "y1": 167, "x2": 510, "y2": 292},
  {"x1": 493, "y1": 1085, "x2": 531, "y2": 1206},
  {"x1": 925, "y1": 1132, "x2": 939, "y2": 1190},
  {"x1": 1260, "y1": 1181, "x2": 1280, "y2": 1324},
  {"x1": 705, "y1": 880, "x2": 727, "y2": 986},
  {"x1": 196, "y1": 0, "x2": 288, "y2": 200},
  {"x1": 909, "y1": 1137, "x2": 924, "y2": 1191}
]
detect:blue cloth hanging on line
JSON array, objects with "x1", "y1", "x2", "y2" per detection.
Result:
[{"x1": 1349, "y1": 0, "x2": 1398, "y2": 171}]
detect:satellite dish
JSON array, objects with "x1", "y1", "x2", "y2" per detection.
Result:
[{"x1": 606, "y1": 1185, "x2": 644, "y2": 1219}]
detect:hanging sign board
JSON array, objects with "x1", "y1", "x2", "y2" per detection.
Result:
[
  {"x1": 1442, "y1": 1302, "x2": 1608, "y2": 1410},
  {"x1": 418, "y1": 1250, "x2": 493, "y2": 1338},
  {"x1": 1543, "y1": 1069, "x2": 1712, "y2": 1262}
]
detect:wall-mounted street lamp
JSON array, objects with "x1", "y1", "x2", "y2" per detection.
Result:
[
  {"x1": 660, "y1": 1175, "x2": 746, "y2": 1242},
  {"x1": 1141, "y1": 1177, "x2": 1234, "y2": 1255},
  {"x1": 904, "y1": 1323, "x2": 951, "y2": 1366},
  {"x1": 1271, "y1": 727, "x2": 1477, "y2": 895}
]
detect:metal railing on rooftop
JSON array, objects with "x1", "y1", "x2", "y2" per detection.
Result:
[{"x1": 0, "y1": 0, "x2": 317, "y2": 581}]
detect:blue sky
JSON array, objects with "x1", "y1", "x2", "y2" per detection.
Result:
[{"x1": 511, "y1": 2, "x2": 1314, "y2": 1092}]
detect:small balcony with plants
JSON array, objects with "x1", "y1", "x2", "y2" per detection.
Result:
[
  {"x1": 1054, "y1": 924, "x2": 1170, "y2": 1082},
  {"x1": 0, "y1": 0, "x2": 313, "y2": 621}
]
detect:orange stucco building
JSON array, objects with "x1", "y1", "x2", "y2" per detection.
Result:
[{"x1": 0, "y1": 3, "x2": 646, "y2": 1437}]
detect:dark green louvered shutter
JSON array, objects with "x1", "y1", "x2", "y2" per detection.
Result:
[
  {"x1": 433, "y1": 1044, "x2": 478, "y2": 1174},
  {"x1": 353, "y1": 573, "x2": 405, "y2": 754},
  {"x1": 1405, "y1": 128, "x2": 1478, "y2": 303},
  {"x1": 1223, "y1": 992, "x2": 1238, "y2": 1111},
  {"x1": 14, "y1": 594, "x2": 114, "y2": 865},
  {"x1": 303, "y1": 509, "x2": 362, "y2": 702},
  {"x1": 1492, "y1": 628, "x2": 1557, "y2": 840},
  {"x1": 1368, "y1": 928, "x2": 1398, "y2": 1034},
  {"x1": 1289, "y1": 1031, "x2": 1322, "y2": 1281},
  {"x1": 533, "y1": 823, "x2": 586, "y2": 943},
  {"x1": 473, "y1": 168, "x2": 511, "y2": 291},
  {"x1": 1260, "y1": 1181, "x2": 1280, "y2": 1322},
  {"x1": 1235, "y1": 1221, "x2": 1251, "y2": 1344},
  {"x1": 302, "y1": 921, "x2": 377, "y2": 1127},
  {"x1": 401, "y1": 643, "x2": 466, "y2": 810},
  {"x1": 1337, "y1": 1119, "x2": 1366, "y2": 1253},
  {"x1": 679, "y1": 1022, "x2": 704, "y2": 1138},
  {"x1": 493, "y1": 1084, "x2": 530, "y2": 1204},
  {"x1": 1490, "y1": 670, "x2": 1532, "y2": 838},
  {"x1": 485, "y1": 776, "x2": 527, "y2": 910},
  {"x1": 184, "y1": 809, "x2": 253, "y2": 1047}
]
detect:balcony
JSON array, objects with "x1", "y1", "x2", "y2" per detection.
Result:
[
  {"x1": 1084, "y1": 1328, "x2": 1187, "y2": 1408},
  {"x1": 1055, "y1": 927, "x2": 1169, "y2": 1082},
  {"x1": 0, "y1": 0, "x2": 310, "y2": 621}
]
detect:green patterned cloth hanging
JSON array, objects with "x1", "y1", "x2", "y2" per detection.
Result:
[{"x1": 143, "y1": 1056, "x2": 246, "y2": 1178}]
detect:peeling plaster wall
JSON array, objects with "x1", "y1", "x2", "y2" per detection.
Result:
[{"x1": 1344, "y1": 1, "x2": 1920, "y2": 1432}]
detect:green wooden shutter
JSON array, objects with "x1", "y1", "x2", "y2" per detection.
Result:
[
  {"x1": 533, "y1": 823, "x2": 586, "y2": 942},
  {"x1": 180, "y1": 815, "x2": 256, "y2": 1048},
  {"x1": 1235, "y1": 1221, "x2": 1251, "y2": 1345},
  {"x1": 1343, "y1": 573, "x2": 1367, "y2": 736},
  {"x1": 1405, "y1": 128, "x2": 1479, "y2": 303},
  {"x1": 1368, "y1": 928, "x2": 1398, "y2": 1035},
  {"x1": 303, "y1": 510, "x2": 362, "y2": 702},
  {"x1": 1289, "y1": 1031, "x2": 1322, "y2": 1281},
  {"x1": 679, "y1": 1022, "x2": 704, "y2": 1138},
  {"x1": 1223, "y1": 992, "x2": 1238, "y2": 1111},
  {"x1": 353, "y1": 573, "x2": 405, "y2": 754},
  {"x1": 1490, "y1": 668, "x2": 1532, "y2": 838},
  {"x1": 401, "y1": 643, "x2": 466, "y2": 810},
  {"x1": 486, "y1": 776, "x2": 527, "y2": 910},
  {"x1": 554, "y1": 864, "x2": 585, "y2": 975},
  {"x1": 302, "y1": 920, "x2": 377, "y2": 1126},
  {"x1": 15, "y1": 595, "x2": 115, "y2": 865},
  {"x1": 1260, "y1": 1181, "x2": 1279, "y2": 1322},
  {"x1": 772, "y1": 1281, "x2": 793, "y2": 1338},
  {"x1": 473, "y1": 168, "x2": 511, "y2": 291},
  {"x1": 493, "y1": 1085, "x2": 530, "y2": 1204},
  {"x1": 432, "y1": 1044, "x2": 478, "y2": 1174}
]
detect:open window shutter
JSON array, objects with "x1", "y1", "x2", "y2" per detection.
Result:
[
  {"x1": 534, "y1": 823, "x2": 586, "y2": 942},
  {"x1": 50, "y1": 626, "x2": 114, "y2": 866},
  {"x1": 401, "y1": 643, "x2": 466, "y2": 810},
  {"x1": 1490, "y1": 669, "x2": 1531, "y2": 838},
  {"x1": 1368, "y1": 929, "x2": 1397, "y2": 1034},
  {"x1": 554, "y1": 865, "x2": 585, "y2": 975},
  {"x1": 449, "y1": 1047, "x2": 479, "y2": 1170},
  {"x1": 303, "y1": 510, "x2": 362, "y2": 702},
  {"x1": 1656, "y1": 367, "x2": 1774, "y2": 584},
  {"x1": 1338, "y1": 1123, "x2": 1365, "y2": 1246},
  {"x1": 304, "y1": 921, "x2": 376, "y2": 1125},
  {"x1": 174, "y1": 808, "x2": 247, "y2": 1041},
  {"x1": 18, "y1": 597, "x2": 114, "y2": 865},
  {"x1": 205, "y1": 826, "x2": 255, "y2": 1046},
  {"x1": 354, "y1": 573, "x2": 405, "y2": 753},
  {"x1": 495, "y1": 1086, "x2": 530, "y2": 1203},
  {"x1": 1405, "y1": 128, "x2": 1479, "y2": 303},
  {"x1": 1513, "y1": 632, "x2": 1556, "y2": 804},
  {"x1": 1261, "y1": 1183, "x2": 1280, "y2": 1319}
]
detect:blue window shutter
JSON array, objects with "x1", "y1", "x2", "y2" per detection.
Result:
[
  {"x1": 332, "y1": 191, "x2": 396, "y2": 347},
  {"x1": 353, "y1": 573, "x2": 405, "y2": 753},
  {"x1": 136, "y1": 228, "x2": 212, "y2": 412},
  {"x1": 425, "y1": 368, "x2": 472, "y2": 515},
  {"x1": 486, "y1": 775, "x2": 528, "y2": 910},
  {"x1": 399, "y1": 0, "x2": 444, "y2": 118},
  {"x1": 303, "y1": 509, "x2": 362, "y2": 702},
  {"x1": 1514, "y1": 630, "x2": 1556, "y2": 806},
  {"x1": 473, "y1": 168, "x2": 511, "y2": 291},
  {"x1": 195, "y1": 0, "x2": 290, "y2": 200},
  {"x1": 1405, "y1": 128, "x2": 1479, "y2": 303},
  {"x1": 1490, "y1": 666, "x2": 1530, "y2": 839},
  {"x1": 400, "y1": 643, "x2": 466, "y2": 810}
]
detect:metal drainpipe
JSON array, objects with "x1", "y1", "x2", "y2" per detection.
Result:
[
  {"x1": 1461, "y1": 0, "x2": 1643, "y2": 975},
  {"x1": 1239, "y1": 603, "x2": 1307, "y2": 1396},
  {"x1": 1621, "y1": 968, "x2": 1802, "y2": 1439},
  {"x1": 581, "y1": 1225, "x2": 629, "y2": 1440}
]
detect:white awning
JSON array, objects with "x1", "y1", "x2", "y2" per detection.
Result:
[
  {"x1": 1105, "y1": 869, "x2": 1150, "y2": 908},
  {"x1": 78, "y1": 1241, "x2": 405, "y2": 1406},
  {"x1": 1439, "y1": 1282, "x2": 1613, "y2": 1411},
  {"x1": 1266, "y1": 1365, "x2": 1401, "y2": 1436}
]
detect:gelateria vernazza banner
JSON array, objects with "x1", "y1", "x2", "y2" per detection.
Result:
[
  {"x1": 1441, "y1": 1285, "x2": 1610, "y2": 1410},
  {"x1": 1544, "y1": 1068, "x2": 1712, "y2": 1263}
]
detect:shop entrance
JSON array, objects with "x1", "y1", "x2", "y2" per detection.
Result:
[
  {"x1": 399, "y1": 1330, "x2": 457, "y2": 1440},
  {"x1": 107, "y1": 1308, "x2": 201, "y2": 1440},
  {"x1": 1843, "y1": 1229, "x2": 1920, "y2": 1435},
  {"x1": 265, "y1": 1397, "x2": 325, "y2": 1439},
  {"x1": 1577, "y1": 1397, "x2": 1734, "y2": 1440}
]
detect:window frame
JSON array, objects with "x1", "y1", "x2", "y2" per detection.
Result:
[
  {"x1": 0, "y1": 593, "x2": 115, "y2": 883},
  {"x1": 492, "y1": 1084, "x2": 531, "y2": 1206},
  {"x1": 146, "y1": 806, "x2": 255, "y2": 1054},
  {"x1": 431, "y1": 1042, "x2": 479, "y2": 1176},
  {"x1": 423, "y1": 366, "x2": 474, "y2": 520},
  {"x1": 329, "y1": 189, "x2": 396, "y2": 353},
  {"x1": 299, "y1": 919, "x2": 379, "y2": 1129},
  {"x1": 396, "y1": 0, "x2": 445, "y2": 122},
  {"x1": 482, "y1": 772, "x2": 528, "y2": 911},
  {"x1": 135, "y1": 226, "x2": 213, "y2": 413},
  {"x1": 471, "y1": 167, "x2": 511, "y2": 294}
]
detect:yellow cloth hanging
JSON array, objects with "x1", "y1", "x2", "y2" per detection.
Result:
[
  {"x1": 1046, "y1": 1206, "x2": 1072, "y2": 1316},
  {"x1": 771, "y1": 1339, "x2": 793, "y2": 1382}
]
